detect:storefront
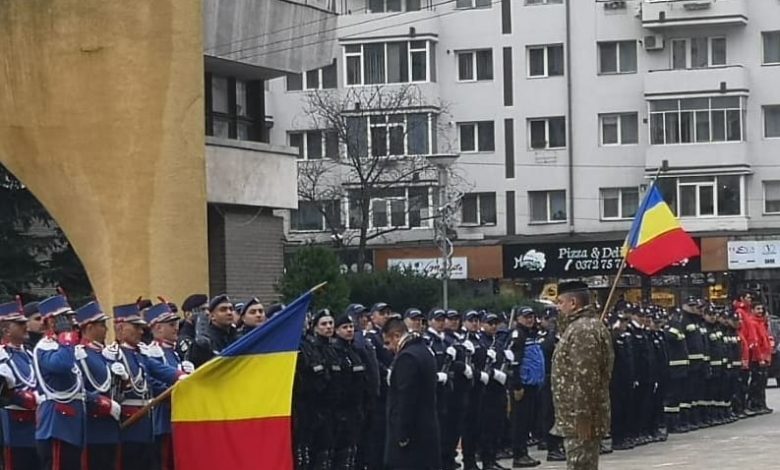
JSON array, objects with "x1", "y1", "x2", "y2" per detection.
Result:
[
  {"x1": 502, "y1": 238, "x2": 703, "y2": 307},
  {"x1": 374, "y1": 244, "x2": 503, "y2": 286}
]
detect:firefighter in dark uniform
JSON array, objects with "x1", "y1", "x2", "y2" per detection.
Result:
[
  {"x1": 703, "y1": 305, "x2": 724, "y2": 426},
  {"x1": 648, "y1": 310, "x2": 669, "y2": 441},
  {"x1": 443, "y1": 309, "x2": 473, "y2": 470},
  {"x1": 176, "y1": 294, "x2": 208, "y2": 360},
  {"x1": 310, "y1": 309, "x2": 339, "y2": 469},
  {"x1": 664, "y1": 307, "x2": 690, "y2": 433},
  {"x1": 610, "y1": 306, "x2": 635, "y2": 451},
  {"x1": 627, "y1": 306, "x2": 652, "y2": 445},
  {"x1": 537, "y1": 306, "x2": 565, "y2": 461},
  {"x1": 681, "y1": 297, "x2": 706, "y2": 430},
  {"x1": 480, "y1": 312, "x2": 510, "y2": 470},
  {"x1": 508, "y1": 307, "x2": 542, "y2": 468},
  {"x1": 462, "y1": 311, "x2": 488, "y2": 470},
  {"x1": 293, "y1": 312, "x2": 326, "y2": 470},
  {"x1": 724, "y1": 309, "x2": 743, "y2": 422},
  {"x1": 187, "y1": 294, "x2": 238, "y2": 368}
]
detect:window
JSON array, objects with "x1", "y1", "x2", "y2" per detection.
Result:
[
  {"x1": 529, "y1": 117, "x2": 566, "y2": 149},
  {"x1": 206, "y1": 74, "x2": 265, "y2": 142},
  {"x1": 286, "y1": 62, "x2": 338, "y2": 91},
  {"x1": 598, "y1": 41, "x2": 637, "y2": 74},
  {"x1": 347, "y1": 188, "x2": 432, "y2": 229},
  {"x1": 290, "y1": 200, "x2": 341, "y2": 232},
  {"x1": 366, "y1": 113, "x2": 430, "y2": 157},
  {"x1": 529, "y1": 190, "x2": 566, "y2": 223},
  {"x1": 525, "y1": 0, "x2": 562, "y2": 4},
  {"x1": 764, "y1": 106, "x2": 780, "y2": 138},
  {"x1": 458, "y1": 121, "x2": 495, "y2": 152},
  {"x1": 657, "y1": 176, "x2": 742, "y2": 217},
  {"x1": 527, "y1": 44, "x2": 564, "y2": 77},
  {"x1": 461, "y1": 192, "x2": 497, "y2": 225},
  {"x1": 455, "y1": 0, "x2": 492, "y2": 9},
  {"x1": 670, "y1": 37, "x2": 727, "y2": 69},
  {"x1": 649, "y1": 97, "x2": 744, "y2": 145},
  {"x1": 764, "y1": 181, "x2": 780, "y2": 214},
  {"x1": 289, "y1": 130, "x2": 339, "y2": 160},
  {"x1": 600, "y1": 188, "x2": 639, "y2": 220},
  {"x1": 457, "y1": 50, "x2": 494, "y2": 81},
  {"x1": 762, "y1": 31, "x2": 780, "y2": 65},
  {"x1": 344, "y1": 41, "x2": 433, "y2": 85},
  {"x1": 599, "y1": 113, "x2": 638, "y2": 145},
  {"x1": 368, "y1": 0, "x2": 421, "y2": 12}
]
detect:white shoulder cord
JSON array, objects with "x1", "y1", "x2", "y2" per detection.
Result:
[{"x1": 33, "y1": 342, "x2": 84, "y2": 403}]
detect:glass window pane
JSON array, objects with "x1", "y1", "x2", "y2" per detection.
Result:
[
  {"x1": 718, "y1": 175, "x2": 741, "y2": 216},
  {"x1": 475, "y1": 0, "x2": 491, "y2": 6},
  {"x1": 530, "y1": 120, "x2": 547, "y2": 149},
  {"x1": 347, "y1": 55, "x2": 362, "y2": 85},
  {"x1": 456, "y1": 0, "x2": 473, "y2": 7},
  {"x1": 348, "y1": 192, "x2": 363, "y2": 228},
  {"x1": 765, "y1": 106, "x2": 780, "y2": 138},
  {"x1": 289, "y1": 133, "x2": 304, "y2": 158},
  {"x1": 599, "y1": 42, "x2": 617, "y2": 74},
  {"x1": 387, "y1": 42, "x2": 409, "y2": 83},
  {"x1": 322, "y1": 63, "x2": 337, "y2": 88},
  {"x1": 726, "y1": 109, "x2": 741, "y2": 141},
  {"x1": 458, "y1": 52, "x2": 474, "y2": 81},
  {"x1": 371, "y1": 126, "x2": 387, "y2": 157},
  {"x1": 549, "y1": 117, "x2": 566, "y2": 148},
  {"x1": 763, "y1": 31, "x2": 780, "y2": 64},
  {"x1": 619, "y1": 41, "x2": 637, "y2": 73},
  {"x1": 658, "y1": 178, "x2": 677, "y2": 212},
  {"x1": 765, "y1": 181, "x2": 780, "y2": 213},
  {"x1": 462, "y1": 194, "x2": 478, "y2": 224},
  {"x1": 652, "y1": 100, "x2": 680, "y2": 112},
  {"x1": 695, "y1": 111, "x2": 710, "y2": 142},
  {"x1": 672, "y1": 40, "x2": 688, "y2": 69},
  {"x1": 460, "y1": 123, "x2": 476, "y2": 151},
  {"x1": 306, "y1": 69, "x2": 320, "y2": 89},
  {"x1": 389, "y1": 125, "x2": 405, "y2": 155},
  {"x1": 411, "y1": 48, "x2": 427, "y2": 81},
  {"x1": 325, "y1": 131, "x2": 339, "y2": 159},
  {"x1": 602, "y1": 115, "x2": 619, "y2": 145},
  {"x1": 621, "y1": 114, "x2": 638, "y2": 144},
  {"x1": 711, "y1": 96, "x2": 740, "y2": 109},
  {"x1": 650, "y1": 113, "x2": 665, "y2": 145},
  {"x1": 391, "y1": 199, "x2": 406, "y2": 226},
  {"x1": 364, "y1": 44, "x2": 385, "y2": 84},
  {"x1": 711, "y1": 38, "x2": 726, "y2": 66},
  {"x1": 292, "y1": 201, "x2": 324, "y2": 231},
  {"x1": 386, "y1": 0, "x2": 402, "y2": 11},
  {"x1": 548, "y1": 45, "x2": 564, "y2": 76},
  {"x1": 213, "y1": 118, "x2": 229, "y2": 138},
  {"x1": 307, "y1": 131, "x2": 322, "y2": 159},
  {"x1": 681, "y1": 98, "x2": 709, "y2": 110},
  {"x1": 480, "y1": 193, "x2": 497, "y2": 224},
  {"x1": 691, "y1": 37, "x2": 708, "y2": 68},
  {"x1": 680, "y1": 111, "x2": 694, "y2": 143},
  {"x1": 476, "y1": 50, "x2": 493, "y2": 80},
  {"x1": 549, "y1": 191, "x2": 567, "y2": 221},
  {"x1": 712, "y1": 110, "x2": 726, "y2": 142},
  {"x1": 528, "y1": 48, "x2": 545, "y2": 76},
  {"x1": 286, "y1": 73, "x2": 303, "y2": 91},
  {"x1": 346, "y1": 117, "x2": 368, "y2": 159},
  {"x1": 406, "y1": 0, "x2": 421, "y2": 11},
  {"x1": 409, "y1": 187, "x2": 428, "y2": 227},
  {"x1": 372, "y1": 199, "x2": 388, "y2": 228},
  {"x1": 699, "y1": 185, "x2": 714, "y2": 215},
  {"x1": 211, "y1": 76, "x2": 229, "y2": 113},
  {"x1": 680, "y1": 185, "x2": 697, "y2": 217},
  {"x1": 665, "y1": 112, "x2": 680, "y2": 144},
  {"x1": 478, "y1": 121, "x2": 495, "y2": 151},
  {"x1": 408, "y1": 114, "x2": 429, "y2": 155},
  {"x1": 602, "y1": 188, "x2": 619, "y2": 218},
  {"x1": 369, "y1": 0, "x2": 384, "y2": 11},
  {"x1": 622, "y1": 188, "x2": 639, "y2": 218},
  {"x1": 530, "y1": 192, "x2": 548, "y2": 222}
]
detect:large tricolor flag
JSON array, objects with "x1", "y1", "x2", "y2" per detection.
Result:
[
  {"x1": 623, "y1": 184, "x2": 700, "y2": 275},
  {"x1": 171, "y1": 292, "x2": 312, "y2": 470}
]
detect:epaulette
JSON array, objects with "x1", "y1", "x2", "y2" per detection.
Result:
[
  {"x1": 138, "y1": 343, "x2": 151, "y2": 355},
  {"x1": 144, "y1": 343, "x2": 164, "y2": 359},
  {"x1": 35, "y1": 337, "x2": 59, "y2": 352},
  {"x1": 511, "y1": 330, "x2": 519, "y2": 339}
]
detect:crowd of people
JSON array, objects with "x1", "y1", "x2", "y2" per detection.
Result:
[{"x1": 0, "y1": 286, "x2": 774, "y2": 470}]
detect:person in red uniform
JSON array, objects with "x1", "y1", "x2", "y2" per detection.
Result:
[
  {"x1": 748, "y1": 301, "x2": 773, "y2": 414},
  {"x1": 734, "y1": 291, "x2": 757, "y2": 416}
]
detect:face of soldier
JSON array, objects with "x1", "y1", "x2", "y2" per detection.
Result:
[
  {"x1": 465, "y1": 318, "x2": 479, "y2": 332},
  {"x1": 118, "y1": 323, "x2": 144, "y2": 346},
  {"x1": 27, "y1": 313, "x2": 43, "y2": 333},
  {"x1": 556, "y1": 293, "x2": 579, "y2": 316},
  {"x1": 315, "y1": 316, "x2": 334, "y2": 338},
  {"x1": 358, "y1": 315, "x2": 369, "y2": 331},
  {"x1": 429, "y1": 317, "x2": 445, "y2": 333},
  {"x1": 243, "y1": 304, "x2": 266, "y2": 328},
  {"x1": 518, "y1": 315, "x2": 535, "y2": 329},
  {"x1": 371, "y1": 309, "x2": 390, "y2": 328},
  {"x1": 335, "y1": 322, "x2": 354, "y2": 341},
  {"x1": 2, "y1": 321, "x2": 28, "y2": 345},
  {"x1": 210, "y1": 303, "x2": 235, "y2": 328},
  {"x1": 154, "y1": 321, "x2": 179, "y2": 343},
  {"x1": 482, "y1": 321, "x2": 498, "y2": 336},
  {"x1": 404, "y1": 316, "x2": 423, "y2": 333},
  {"x1": 83, "y1": 321, "x2": 108, "y2": 344},
  {"x1": 444, "y1": 318, "x2": 460, "y2": 332}
]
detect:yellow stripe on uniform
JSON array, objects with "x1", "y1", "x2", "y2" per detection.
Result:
[{"x1": 172, "y1": 351, "x2": 297, "y2": 423}]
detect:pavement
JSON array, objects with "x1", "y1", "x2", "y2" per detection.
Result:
[{"x1": 499, "y1": 387, "x2": 780, "y2": 469}]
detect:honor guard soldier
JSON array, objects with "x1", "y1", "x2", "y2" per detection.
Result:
[
  {"x1": 74, "y1": 301, "x2": 123, "y2": 470},
  {"x1": 236, "y1": 297, "x2": 267, "y2": 339},
  {"x1": 0, "y1": 300, "x2": 40, "y2": 470},
  {"x1": 461, "y1": 310, "x2": 488, "y2": 470},
  {"x1": 423, "y1": 308, "x2": 457, "y2": 469},
  {"x1": 403, "y1": 308, "x2": 425, "y2": 334},
  {"x1": 176, "y1": 294, "x2": 207, "y2": 359},
  {"x1": 33, "y1": 295, "x2": 85, "y2": 470},
  {"x1": 113, "y1": 303, "x2": 186, "y2": 470},
  {"x1": 23, "y1": 301, "x2": 44, "y2": 351},
  {"x1": 187, "y1": 294, "x2": 238, "y2": 368},
  {"x1": 146, "y1": 302, "x2": 194, "y2": 470},
  {"x1": 363, "y1": 302, "x2": 394, "y2": 470}
]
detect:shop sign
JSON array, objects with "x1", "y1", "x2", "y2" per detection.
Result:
[
  {"x1": 388, "y1": 257, "x2": 468, "y2": 280},
  {"x1": 503, "y1": 239, "x2": 700, "y2": 279},
  {"x1": 727, "y1": 240, "x2": 780, "y2": 270}
]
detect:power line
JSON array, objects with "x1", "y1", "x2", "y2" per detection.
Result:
[{"x1": 455, "y1": 161, "x2": 780, "y2": 169}]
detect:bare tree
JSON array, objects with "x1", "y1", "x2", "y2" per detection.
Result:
[{"x1": 293, "y1": 84, "x2": 465, "y2": 272}]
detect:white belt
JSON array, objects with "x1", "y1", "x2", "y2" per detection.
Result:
[
  {"x1": 121, "y1": 399, "x2": 149, "y2": 407},
  {"x1": 4, "y1": 405, "x2": 34, "y2": 411},
  {"x1": 38, "y1": 393, "x2": 85, "y2": 402},
  {"x1": 669, "y1": 359, "x2": 689, "y2": 366}
]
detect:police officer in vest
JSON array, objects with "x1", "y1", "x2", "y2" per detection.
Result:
[
  {"x1": 480, "y1": 312, "x2": 510, "y2": 470},
  {"x1": 443, "y1": 309, "x2": 474, "y2": 470},
  {"x1": 33, "y1": 295, "x2": 85, "y2": 470},
  {"x1": 538, "y1": 306, "x2": 565, "y2": 461},
  {"x1": 74, "y1": 301, "x2": 123, "y2": 470},
  {"x1": 188, "y1": 294, "x2": 238, "y2": 368},
  {"x1": 0, "y1": 300, "x2": 40, "y2": 470},
  {"x1": 113, "y1": 303, "x2": 186, "y2": 470},
  {"x1": 146, "y1": 302, "x2": 194, "y2": 470},
  {"x1": 461, "y1": 310, "x2": 488, "y2": 470},
  {"x1": 508, "y1": 307, "x2": 542, "y2": 468},
  {"x1": 363, "y1": 302, "x2": 393, "y2": 470}
]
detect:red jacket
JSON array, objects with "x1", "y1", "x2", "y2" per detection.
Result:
[
  {"x1": 753, "y1": 315, "x2": 774, "y2": 364},
  {"x1": 735, "y1": 300, "x2": 756, "y2": 367}
]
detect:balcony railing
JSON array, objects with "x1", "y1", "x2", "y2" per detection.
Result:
[{"x1": 642, "y1": 0, "x2": 748, "y2": 29}]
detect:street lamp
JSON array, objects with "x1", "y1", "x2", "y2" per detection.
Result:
[{"x1": 427, "y1": 153, "x2": 459, "y2": 309}]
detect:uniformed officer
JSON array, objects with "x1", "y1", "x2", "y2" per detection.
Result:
[
  {"x1": 508, "y1": 307, "x2": 542, "y2": 468},
  {"x1": 187, "y1": 294, "x2": 238, "y2": 368},
  {"x1": 537, "y1": 307, "x2": 565, "y2": 461},
  {"x1": 74, "y1": 301, "x2": 123, "y2": 470},
  {"x1": 443, "y1": 309, "x2": 474, "y2": 470},
  {"x1": 461, "y1": 310, "x2": 488, "y2": 470},
  {"x1": 403, "y1": 308, "x2": 425, "y2": 333},
  {"x1": 309, "y1": 309, "x2": 339, "y2": 469},
  {"x1": 112, "y1": 302, "x2": 185, "y2": 470},
  {"x1": 23, "y1": 301, "x2": 44, "y2": 351},
  {"x1": 423, "y1": 308, "x2": 457, "y2": 469},
  {"x1": 363, "y1": 302, "x2": 394, "y2": 470},
  {"x1": 647, "y1": 309, "x2": 668, "y2": 441},
  {"x1": 145, "y1": 302, "x2": 194, "y2": 470},
  {"x1": 33, "y1": 295, "x2": 85, "y2": 470},
  {"x1": 176, "y1": 294, "x2": 208, "y2": 359},
  {"x1": 236, "y1": 297, "x2": 266, "y2": 339},
  {"x1": 610, "y1": 306, "x2": 635, "y2": 451},
  {"x1": 0, "y1": 300, "x2": 40, "y2": 470},
  {"x1": 480, "y1": 312, "x2": 510, "y2": 470},
  {"x1": 627, "y1": 305, "x2": 653, "y2": 445},
  {"x1": 681, "y1": 297, "x2": 706, "y2": 430},
  {"x1": 293, "y1": 311, "x2": 324, "y2": 470},
  {"x1": 663, "y1": 307, "x2": 690, "y2": 434}
]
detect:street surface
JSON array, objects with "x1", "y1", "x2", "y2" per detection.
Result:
[{"x1": 501, "y1": 387, "x2": 780, "y2": 469}]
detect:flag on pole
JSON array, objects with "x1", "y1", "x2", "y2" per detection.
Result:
[
  {"x1": 171, "y1": 291, "x2": 312, "y2": 470},
  {"x1": 623, "y1": 184, "x2": 700, "y2": 275}
]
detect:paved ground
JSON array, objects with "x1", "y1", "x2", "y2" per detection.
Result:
[{"x1": 500, "y1": 388, "x2": 780, "y2": 469}]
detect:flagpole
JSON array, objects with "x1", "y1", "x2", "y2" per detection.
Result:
[
  {"x1": 120, "y1": 282, "x2": 329, "y2": 430},
  {"x1": 599, "y1": 160, "x2": 668, "y2": 322}
]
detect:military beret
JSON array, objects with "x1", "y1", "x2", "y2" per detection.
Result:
[
  {"x1": 429, "y1": 308, "x2": 446, "y2": 320},
  {"x1": 23, "y1": 301, "x2": 40, "y2": 317},
  {"x1": 182, "y1": 294, "x2": 208, "y2": 312},
  {"x1": 404, "y1": 308, "x2": 424, "y2": 319},
  {"x1": 208, "y1": 294, "x2": 232, "y2": 312},
  {"x1": 334, "y1": 313, "x2": 353, "y2": 328},
  {"x1": 239, "y1": 297, "x2": 262, "y2": 317},
  {"x1": 0, "y1": 300, "x2": 26, "y2": 323},
  {"x1": 557, "y1": 280, "x2": 589, "y2": 295},
  {"x1": 266, "y1": 303, "x2": 285, "y2": 319},
  {"x1": 312, "y1": 308, "x2": 334, "y2": 325}
]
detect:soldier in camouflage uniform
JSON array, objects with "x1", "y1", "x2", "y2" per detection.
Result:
[{"x1": 552, "y1": 281, "x2": 614, "y2": 470}]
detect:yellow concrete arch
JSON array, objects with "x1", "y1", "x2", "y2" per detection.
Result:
[{"x1": 0, "y1": 0, "x2": 208, "y2": 311}]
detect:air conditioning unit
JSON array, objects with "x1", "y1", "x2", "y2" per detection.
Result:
[
  {"x1": 604, "y1": 0, "x2": 627, "y2": 10},
  {"x1": 644, "y1": 34, "x2": 665, "y2": 51}
]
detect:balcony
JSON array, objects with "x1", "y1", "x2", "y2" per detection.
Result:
[
  {"x1": 646, "y1": 143, "x2": 749, "y2": 174},
  {"x1": 642, "y1": 0, "x2": 748, "y2": 29},
  {"x1": 205, "y1": 137, "x2": 298, "y2": 209},
  {"x1": 644, "y1": 65, "x2": 749, "y2": 98}
]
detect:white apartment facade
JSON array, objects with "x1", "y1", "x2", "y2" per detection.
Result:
[{"x1": 268, "y1": 0, "x2": 780, "y2": 305}]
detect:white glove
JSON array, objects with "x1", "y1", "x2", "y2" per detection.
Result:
[
  {"x1": 34, "y1": 391, "x2": 44, "y2": 406},
  {"x1": 74, "y1": 345, "x2": 87, "y2": 361},
  {"x1": 110, "y1": 400, "x2": 121, "y2": 421},
  {"x1": 0, "y1": 347, "x2": 9, "y2": 361},
  {"x1": 486, "y1": 349, "x2": 497, "y2": 361},
  {"x1": 492, "y1": 369, "x2": 507, "y2": 385},
  {"x1": 180, "y1": 361, "x2": 195, "y2": 374},
  {"x1": 0, "y1": 363, "x2": 15, "y2": 388},
  {"x1": 462, "y1": 340, "x2": 475, "y2": 355},
  {"x1": 445, "y1": 346, "x2": 457, "y2": 361},
  {"x1": 110, "y1": 363, "x2": 130, "y2": 381},
  {"x1": 464, "y1": 364, "x2": 474, "y2": 380},
  {"x1": 504, "y1": 350, "x2": 515, "y2": 363},
  {"x1": 102, "y1": 344, "x2": 119, "y2": 361},
  {"x1": 479, "y1": 371, "x2": 490, "y2": 385},
  {"x1": 387, "y1": 369, "x2": 392, "y2": 387},
  {"x1": 436, "y1": 372, "x2": 448, "y2": 384}
]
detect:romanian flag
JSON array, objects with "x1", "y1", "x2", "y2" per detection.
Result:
[
  {"x1": 171, "y1": 292, "x2": 312, "y2": 470},
  {"x1": 623, "y1": 184, "x2": 700, "y2": 275}
]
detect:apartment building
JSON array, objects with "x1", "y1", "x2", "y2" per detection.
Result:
[{"x1": 268, "y1": 0, "x2": 780, "y2": 306}]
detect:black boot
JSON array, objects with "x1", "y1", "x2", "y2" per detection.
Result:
[
  {"x1": 511, "y1": 455, "x2": 540, "y2": 468},
  {"x1": 546, "y1": 448, "x2": 566, "y2": 462}
]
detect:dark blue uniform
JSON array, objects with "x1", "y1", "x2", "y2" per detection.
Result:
[
  {"x1": 147, "y1": 340, "x2": 183, "y2": 470},
  {"x1": 1, "y1": 344, "x2": 39, "y2": 469}
]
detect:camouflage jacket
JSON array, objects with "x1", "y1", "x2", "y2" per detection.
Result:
[{"x1": 551, "y1": 306, "x2": 614, "y2": 439}]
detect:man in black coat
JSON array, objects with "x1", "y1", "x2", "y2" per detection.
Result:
[{"x1": 383, "y1": 317, "x2": 441, "y2": 470}]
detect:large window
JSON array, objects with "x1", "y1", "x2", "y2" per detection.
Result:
[
  {"x1": 529, "y1": 117, "x2": 566, "y2": 149},
  {"x1": 347, "y1": 187, "x2": 432, "y2": 229},
  {"x1": 345, "y1": 113, "x2": 433, "y2": 159},
  {"x1": 529, "y1": 190, "x2": 566, "y2": 223},
  {"x1": 764, "y1": 105, "x2": 780, "y2": 138},
  {"x1": 764, "y1": 181, "x2": 780, "y2": 214},
  {"x1": 286, "y1": 62, "x2": 338, "y2": 91},
  {"x1": 461, "y1": 192, "x2": 497, "y2": 225},
  {"x1": 527, "y1": 44, "x2": 564, "y2": 78},
  {"x1": 670, "y1": 37, "x2": 726, "y2": 69},
  {"x1": 206, "y1": 74, "x2": 265, "y2": 142},
  {"x1": 368, "y1": 0, "x2": 421, "y2": 12},
  {"x1": 290, "y1": 200, "x2": 341, "y2": 232},
  {"x1": 762, "y1": 31, "x2": 780, "y2": 65},
  {"x1": 598, "y1": 41, "x2": 637, "y2": 74},
  {"x1": 600, "y1": 113, "x2": 638, "y2": 145},
  {"x1": 657, "y1": 176, "x2": 742, "y2": 218},
  {"x1": 457, "y1": 50, "x2": 494, "y2": 81},
  {"x1": 458, "y1": 121, "x2": 495, "y2": 152},
  {"x1": 525, "y1": 0, "x2": 563, "y2": 4},
  {"x1": 601, "y1": 187, "x2": 639, "y2": 220},
  {"x1": 289, "y1": 130, "x2": 340, "y2": 160},
  {"x1": 649, "y1": 97, "x2": 744, "y2": 145},
  {"x1": 455, "y1": 0, "x2": 492, "y2": 8},
  {"x1": 345, "y1": 41, "x2": 434, "y2": 85}
]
